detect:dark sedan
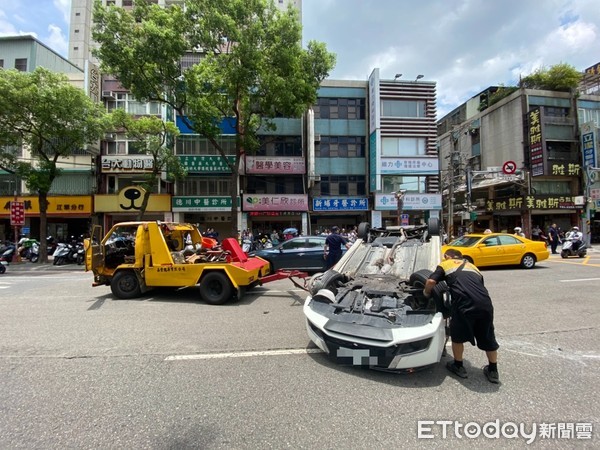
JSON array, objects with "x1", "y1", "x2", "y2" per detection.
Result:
[{"x1": 251, "y1": 236, "x2": 341, "y2": 273}]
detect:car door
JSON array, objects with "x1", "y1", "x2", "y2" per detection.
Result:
[
  {"x1": 274, "y1": 238, "x2": 309, "y2": 270},
  {"x1": 477, "y1": 236, "x2": 505, "y2": 266},
  {"x1": 497, "y1": 234, "x2": 525, "y2": 264}
]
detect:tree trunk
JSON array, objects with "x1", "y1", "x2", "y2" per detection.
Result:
[{"x1": 38, "y1": 191, "x2": 49, "y2": 264}]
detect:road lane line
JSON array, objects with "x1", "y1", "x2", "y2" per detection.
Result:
[
  {"x1": 559, "y1": 278, "x2": 600, "y2": 282},
  {"x1": 165, "y1": 348, "x2": 323, "y2": 361}
]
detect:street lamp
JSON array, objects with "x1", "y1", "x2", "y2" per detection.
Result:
[{"x1": 392, "y1": 190, "x2": 407, "y2": 226}]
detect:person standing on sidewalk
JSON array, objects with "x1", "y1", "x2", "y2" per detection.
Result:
[{"x1": 423, "y1": 249, "x2": 500, "y2": 384}]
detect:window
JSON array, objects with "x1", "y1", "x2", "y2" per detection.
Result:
[
  {"x1": 381, "y1": 100, "x2": 426, "y2": 118},
  {"x1": 75, "y1": 12, "x2": 80, "y2": 16},
  {"x1": 381, "y1": 137, "x2": 426, "y2": 156},
  {"x1": 544, "y1": 106, "x2": 569, "y2": 117},
  {"x1": 14, "y1": 58, "x2": 27, "y2": 71},
  {"x1": 175, "y1": 135, "x2": 236, "y2": 155},
  {"x1": 498, "y1": 235, "x2": 520, "y2": 246},
  {"x1": 313, "y1": 98, "x2": 365, "y2": 119},
  {"x1": 317, "y1": 136, "x2": 365, "y2": 157},
  {"x1": 176, "y1": 177, "x2": 231, "y2": 196},
  {"x1": 73, "y1": 47, "x2": 79, "y2": 51},
  {"x1": 245, "y1": 176, "x2": 303, "y2": 194},
  {"x1": 318, "y1": 175, "x2": 366, "y2": 196},
  {"x1": 0, "y1": 59, "x2": 3, "y2": 68},
  {"x1": 74, "y1": 29, "x2": 79, "y2": 33},
  {"x1": 257, "y1": 136, "x2": 302, "y2": 157},
  {"x1": 382, "y1": 176, "x2": 426, "y2": 193}
]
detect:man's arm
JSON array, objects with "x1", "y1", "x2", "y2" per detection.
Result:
[{"x1": 423, "y1": 265, "x2": 445, "y2": 298}]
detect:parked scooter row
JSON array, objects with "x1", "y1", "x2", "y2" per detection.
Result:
[
  {"x1": 0, "y1": 236, "x2": 85, "y2": 267},
  {"x1": 52, "y1": 236, "x2": 85, "y2": 266}
]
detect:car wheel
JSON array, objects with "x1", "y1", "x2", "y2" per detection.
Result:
[
  {"x1": 199, "y1": 272, "x2": 233, "y2": 305},
  {"x1": 463, "y1": 256, "x2": 474, "y2": 265},
  {"x1": 520, "y1": 253, "x2": 536, "y2": 269},
  {"x1": 427, "y1": 217, "x2": 441, "y2": 236},
  {"x1": 357, "y1": 222, "x2": 371, "y2": 241},
  {"x1": 308, "y1": 269, "x2": 345, "y2": 296},
  {"x1": 0, "y1": 265, "x2": 5, "y2": 274},
  {"x1": 409, "y1": 269, "x2": 450, "y2": 317},
  {"x1": 110, "y1": 271, "x2": 141, "y2": 299}
]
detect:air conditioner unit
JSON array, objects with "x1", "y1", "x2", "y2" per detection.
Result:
[
  {"x1": 314, "y1": 134, "x2": 321, "y2": 142},
  {"x1": 102, "y1": 90, "x2": 114, "y2": 98}
]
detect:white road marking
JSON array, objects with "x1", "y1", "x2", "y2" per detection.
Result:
[
  {"x1": 165, "y1": 348, "x2": 323, "y2": 361},
  {"x1": 0, "y1": 286, "x2": 9, "y2": 289},
  {"x1": 559, "y1": 278, "x2": 600, "y2": 282}
]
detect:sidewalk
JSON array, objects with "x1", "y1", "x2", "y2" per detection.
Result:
[{"x1": 3, "y1": 260, "x2": 85, "y2": 273}]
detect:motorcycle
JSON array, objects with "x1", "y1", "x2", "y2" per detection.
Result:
[
  {"x1": 0, "y1": 242, "x2": 16, "y2": 266},
  {"x1": 53, "y1": 241, "x2": 83, "y2": 265},
  {"x1": 560, "y1": 237, "x2": 587, "y2": 258}
]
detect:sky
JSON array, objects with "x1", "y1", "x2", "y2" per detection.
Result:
[{"x1": 1, "y1": 0, "x2": 599, "y2": 118}]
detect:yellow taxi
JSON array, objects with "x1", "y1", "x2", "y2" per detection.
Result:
[{"x1": 442, "y1": 233, "x2": 550, "y2": 269}]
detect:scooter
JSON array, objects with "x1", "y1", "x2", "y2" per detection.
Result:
[{"x1": 560, "y1": 237, "x2": 587, "y2": 258}]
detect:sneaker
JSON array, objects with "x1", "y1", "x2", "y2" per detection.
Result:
[
  {"x1": 483, "y1": 365, "x2": 499, "y2": 384},
  {"x1": 446, "y1": 361, "x2": 468, "y2": 378}
]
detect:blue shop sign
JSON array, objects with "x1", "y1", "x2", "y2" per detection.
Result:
[{"x1": 312, "y1": 197, "x2": 369, "y2": 211}]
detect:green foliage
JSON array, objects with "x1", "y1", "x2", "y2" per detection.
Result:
[
  {"x1": 0, "y1": 67, "x2": 108, "y2": 193},
  {"x1": 484, "y1": 86, "x2": 519, "y2": 110},
  {"x1": 92, "y1": 0, "x2": 336, "y2": 233},
  {"x1": 109, "y1": 109, "x2": 185, "y2": 219},
  {"x1": 519, "y1": 63, "x2": 581, "y2": 92}
]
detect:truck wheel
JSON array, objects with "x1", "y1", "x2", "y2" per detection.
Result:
[
  {"x1": 199, "y1": 272, "x2": 233, "y2": 305},
  {"x1": 111, "y1": 271, "x2": 141, "y2": 299}
]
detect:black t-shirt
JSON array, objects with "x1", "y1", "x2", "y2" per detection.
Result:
[
  {"x1": 429, "y1": 258, "x2": 493, "y2": 315},
  {"x1": 325, "y1": 233, "x2": 347, "y2": 255}
]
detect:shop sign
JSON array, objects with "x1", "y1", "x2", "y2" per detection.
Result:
[
  {"x1": 101, "y1": 155, "x2": 154, "y2": 173},
  {"x1": 550, "y1": 163, "x2": 580, "y2": 176},
  {"x1": 10, "y1": 201, "x2": 24, "y2": 226},
  {"x1": 178, "y1": 155, "x2": 235, "y2": 173},
  {"x1": 375, "y1": 193, "x2": 442, "y2": 211},
  {"x1": 1, "y1": 196, "x2": 93, "y2": 216},
  {"x1": 485, "y1": 195, "x2": 575, "y2": 212},
  {"x1": 247, "y1": 212, "x2": 299, "y2": 216},
  {"x1": 528, "y1": 108, "x2": 544, "y2": 176},
  {"x1": 172, "y1": 196, "x2": 238, "y2": 212},
  {"x1": 245, "y1": 156, "x2": 305, "y2": 174},
  {"x1": 242, "y1": 194, "x2": 308, "y2": 212},
  {"x1": 312, "y1": 197, "x2": 369, "y2": 211},
  {"x1": 94, "y1": 187, "x2": 170, "y2": 213},
  {"x1": 380, "y1": 157, "x2": 438, "y2": 174},
  {"x1": 582, "y1": 132, "x2": 596, "y2": 168}
]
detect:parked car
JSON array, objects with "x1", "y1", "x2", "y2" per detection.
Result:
[
  {"x1": 251, "y1": 236, "x2": 345, "y2": 273},
  {"x1": 442, "y1": 232, "x2": 550, "y2": 269}
]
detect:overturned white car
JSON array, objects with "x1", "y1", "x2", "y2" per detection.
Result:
[{"x1": 303, "y1": 220, "x2": 449, "y2": 371}]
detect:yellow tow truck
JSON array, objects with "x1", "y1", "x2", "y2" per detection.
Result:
[{"x1": 85, "y1": 221, "x2": 271, "y2": 304}]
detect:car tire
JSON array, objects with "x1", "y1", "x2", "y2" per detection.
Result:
[
  {"x1": 308, "y1": 269, "x2": 345, "y2": 296},
  {"x1": 111, "y1": 270, "x2": 141, "y2": 299},
  {"x1": 520, "y1": 253, "x2": 536, "y2": 269},
  {"x1": 199, "y1": 271, "x2": 233, "y2": 305},
  {"x1": 427, "y1": 217, "x2": 441, "y2": 236},
  {"x1": 357, "y1": 222, "x2": 371, "y2": 241},
  {"x1": 0, "y1": 265, "x2": 5, "y2": 274},
  {"x1": 409, "y1": 269, "x2": 450, "y2": 317}
]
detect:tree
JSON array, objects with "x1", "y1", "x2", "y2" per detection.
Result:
[
  {"x1": 109, "y1": 109, "x2": 186, "y2": 220},
  {"x1": 0, "y1": 68, "x2": 108, "y2": 263},
  {"x1": 92, "y1": 0, "x2": 336, "y2": 236},
  {"x1": 519, "y1": 63, "x2": 581, "y2": 92}
]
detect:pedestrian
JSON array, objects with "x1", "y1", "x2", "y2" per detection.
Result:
[
  {"x1": 514, "y1": 227, "x2": 525, "y2": 238},
  {"x1": 532, "y1": 225, "x2": 541, "y2": 241},
  {"x1": 548, "y1": 223, "x2": 560, "y2": 254},
  {"x1": 483, "y1": 229, "x2": 492, "y2": 234},
  {"x1": 423, "y1": 248, "x2": 500, "y2": 383},
  {"x1": 324, "y1": 226, "x2": 351, "y2": 270}
]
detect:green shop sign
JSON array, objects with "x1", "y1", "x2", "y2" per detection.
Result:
[
  {"x1": 178, "y1": 155, "x2": 235, "y2": 173},
  {"x1": 172, "y1": 196, "x2": 240, "y2": 212}
]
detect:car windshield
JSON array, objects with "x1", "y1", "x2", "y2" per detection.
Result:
[{"x1": 448, "y1": 236, "x2": 481, "y2": 247}]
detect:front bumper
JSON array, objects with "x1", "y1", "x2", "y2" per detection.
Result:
[{"x1": 304, "y1": 299, "x2": 446, "y2": 371}]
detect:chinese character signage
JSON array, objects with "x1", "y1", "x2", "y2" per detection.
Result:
[
  {"x1": 10, "y1": 201, "x2": 24, "y2": 226},
  {"x1": 178, "y1": 155, "x2": 235, "y2": 174},
  {"x1": 485, "y1": 195, "x2": 575, "y2": 211},
  {"x1": 245, "y1": 156, "x2": 305, "y2": 174},
  {"x1": 528, "y1": 108, "x2": 544, "y2": 177},
  {"x1": 380, "y1": 157, "x2": 439, "y2": 174},
  {"x1": 172, "y1": 196, "x2": 238, "y2": 212},
  {"x1": 374, "y1": 193, "x2": 442, "y2": 211},
  {"x1": 312, "y1": 197, "x2": 369, "y2": 211},
  {"x1": 582, "y1": 131, "x2": 597, "y2": 168},
  {"x1": 2, "y1": 196, "x2": 93, "y2": 216},
  {"x1": 550, "y1": 163, "x2": 580, "y2": 176},
  {"x1": 242, "y1": 194, "x2": 308, "y2": 212},
  {"x1": 101, "y1": 156, "x2": 155, "y2": 173},
  {"x1": 584, "y1": 62, "x2": 600, "y2": 75}
]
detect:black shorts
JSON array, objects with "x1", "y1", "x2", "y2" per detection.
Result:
[{"x1": 450, "y1": 310, "x2": 499, "y2": 351}]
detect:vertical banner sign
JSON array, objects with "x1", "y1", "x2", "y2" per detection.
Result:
[
  {"x1": 582, "y1": 132, "x2": 596, "y2": 168},
  {"x1": 528, "y1": 108, "x2": 544, "y2": 177},
  {"x1": 10, "y1": 201, "x2": 25, "y2": 226}
]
